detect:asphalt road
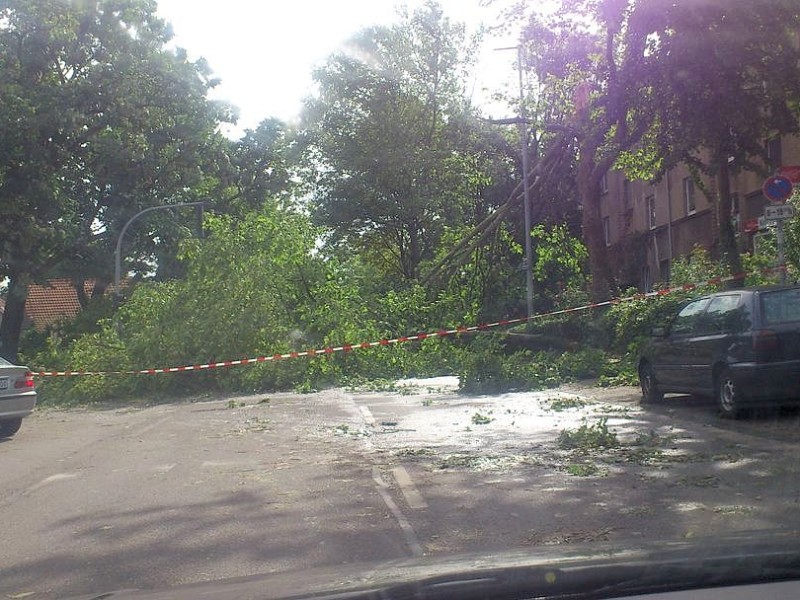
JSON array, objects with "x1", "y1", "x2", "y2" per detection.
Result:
[{"x1": 3, "y1": 381, "x2": 800, "y2": 599}]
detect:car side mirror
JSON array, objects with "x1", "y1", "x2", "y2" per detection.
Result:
[{"x1": 651, "y1": 326, "x2": 667, "y2": 337}]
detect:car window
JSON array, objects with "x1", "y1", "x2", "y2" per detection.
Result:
[
  {"x1": 761, "y1": 288, "x2": 800, "y2": 325},
  {"x1": 670, "y1": 297, "x2": 711, "y2": 335},
  {"x1": 696, "y1": 294, "x2": 748, "y2": 334}
]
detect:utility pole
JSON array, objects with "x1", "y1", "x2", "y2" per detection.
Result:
[
  {"x1": 491, "y1": 45, "x2": 534, "y2": 320},
  {"x1": 517, "y1": 45, "x2": 534, "y2": 321}
]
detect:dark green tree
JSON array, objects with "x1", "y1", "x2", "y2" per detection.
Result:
[
  {"x1": 218, "y1": 118, "x2": 299, "y2": 214},
  {"x1": 623, "y1": 0, "x2": 800, "y2": 277},
  {"x1": 301, "y1": 1, "x2": 502, "y2": 284},
  {"x1": 0, "y1": 0, "x2": 232, "y2": 360},
  {"x1": 519, "y1": 0, "x2": 800, "y2": 297},
  {"x1": 519, "y1": 0, "x2": 654, "y2": 301}
]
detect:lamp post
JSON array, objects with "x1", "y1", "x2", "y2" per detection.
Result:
[{"x1": 114, "y1": 201, "x2": 207, "y2": 299}]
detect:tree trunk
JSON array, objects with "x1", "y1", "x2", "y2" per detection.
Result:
[
  {"x1": 0, "y1": 272, "x2": 29, "y2": 363},
  {"x1": 76, "y1": 277, "x2": 90, "y2": 308},
  {"x1": 716, "y1": 157, "x2": 743, "y2": 285},
  {"x1": 578, "y1": 160, "x2": 613, "y2": 301},
  {"x1": 404, "y1": 222, "x2": 421, "y2": 282}
]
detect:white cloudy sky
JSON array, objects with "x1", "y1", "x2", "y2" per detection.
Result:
[{"x1": 156, "y1": 0, "x2": 522, "y2": 137}]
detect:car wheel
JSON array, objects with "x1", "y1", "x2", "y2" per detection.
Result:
[
  {"x1": 716, "y1": 368, "x2": 743, "y2": 419},
  {"x1": 639, "y1": 363, "x2": 664, "y2": 403},
  {"x1": 0, "y1": 418, "x2": 22, "y2": 438}
]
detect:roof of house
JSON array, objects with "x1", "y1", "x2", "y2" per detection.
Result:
[{"x1": 24, "y1": 279, "x2": 96, "y2": 331}]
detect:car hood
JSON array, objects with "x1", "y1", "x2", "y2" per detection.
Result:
[{"x1": 72, "y1": 529, "x2": 800, "y2": 600}]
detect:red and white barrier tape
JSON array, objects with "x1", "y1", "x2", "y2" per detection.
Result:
[{"x1": 34, "y1": 267, "x2": 787, "y2": 377}]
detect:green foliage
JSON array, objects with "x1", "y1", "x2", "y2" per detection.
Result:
[
  {"x1": 742, "y1": 248, "x2": 785, "y2": 287},
  {"x1": 602, "y1": 247, "x2": 721, "y2": 355},
  {"x1": 773, "y1": 194, "x2": 800, "y2": 282},
  {"x1": 630, "y1": 1, "x2": 800, "y2": 276},
  {"x1": 425, "y1": 224, "x2": 527, "y2": 326},
  {"x1": 531, "y1": 224, "x2": 588, "y2": 311},
  {"x1": 18, "y1": 3, "x2": 800, "y2": 405},
  {"x1": 302, "y1": 2, "x2": 509, "y2": 283},
  {"x1": 19, "y1": 294, "x2": 115, "y2": 364},
  {"x1": 531, "y1": 224, "x2": 588, "y2": 289},
  {"x1": 641, "y1": 1, "x2": 800, "y2": 176},
  {"x1": 543, "y1": 397, "x2": 587, "y2": 412},
  {"x1": 34, "y1": 326, "x2": 135, "y2": 405},
  {"x1": 471, "y1": 412, "x2": 493, "y2": 425},
  {"x1": 565, "y1": 463, "x2": 600, "y2": 477},
  {"x1": 558, "y1": 418, "x2": 619, "y2": 452},
  {"x1": 0, "y1": 0, "x2": 234, "y2": 357},
  {"x1": 598, "y1": 355, "x2": 639, "y2": 387},
  {"x1": 456, "y1": 334, "x2": 563, "y2": 395},
  {"x1": 669, "y1": 246, "x2": 726, "y2": 287},
  {"x1": 602, "y1": 293, "x2": 684, "y2": 356},
  {"x1": 29, "y1": 201, "x2": 470, "y2": 403},
  {"x1": 553, "y1": 348, "x2": 607, "y2": 380},
  {"x1": 456, "y1": 332, "x2": 626, "y2": 396}
]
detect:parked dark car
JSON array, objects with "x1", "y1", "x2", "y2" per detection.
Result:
[{"x1": 638, "y1": 285, "x2": 800, "y2": 418}]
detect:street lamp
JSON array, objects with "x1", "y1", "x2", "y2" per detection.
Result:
[{"x1": 114, "y1": 201, "x2": 208, "y2": 299}]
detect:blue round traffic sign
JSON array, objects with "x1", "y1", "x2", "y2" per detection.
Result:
[{"x1": 763, "y1": 175, "x2": 793, "y2": 203}]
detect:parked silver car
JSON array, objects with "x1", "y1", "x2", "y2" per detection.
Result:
[{"x1": 0, "y1": 356, "x2": 37, "y2": 438}]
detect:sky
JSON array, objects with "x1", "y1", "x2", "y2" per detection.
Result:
[{"x1": 155, "y1": 0, "x2": 521, "y2": 137}]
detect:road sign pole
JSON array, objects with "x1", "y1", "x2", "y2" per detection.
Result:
[{"x1": 776, "y1": 219, "x2": 787, "y2": 285}]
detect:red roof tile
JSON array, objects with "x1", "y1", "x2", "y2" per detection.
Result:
[{"x1": 25, "y1": 279, "x2": 96, "y2": 331}]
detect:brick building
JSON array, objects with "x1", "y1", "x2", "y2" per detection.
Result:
[
  {"x1": 0, "y1": 279, "x2": 98, "y2": 333},
  {"x1": 600, "y1": 135, "x2": 800, "y2": 290}
]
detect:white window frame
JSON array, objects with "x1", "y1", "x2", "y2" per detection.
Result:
[
  {"x1": 683, "y1": 176, "x2": 696, "y2": 216},
  {"x1": 766, "y1": 136, "x2": 782, "y2": 169},
  {"x1": 603, "y1": 216, "x2": 611, "y2": 247},
  {"x1": 647, "y1": 194, "x2": 656, "y2": 230}
]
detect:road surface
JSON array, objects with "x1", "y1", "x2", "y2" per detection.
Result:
[{"x1": 2, "y1": 380, "x2": 800, "y2": 598}]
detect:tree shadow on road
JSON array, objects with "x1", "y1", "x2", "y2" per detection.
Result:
[{"x1": 0, "y1": 460, "x2": 408, "y2": 599}]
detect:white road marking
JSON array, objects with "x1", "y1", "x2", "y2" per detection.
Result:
[
  {"x1": 201, "y1": 460, "x2": 259, "y2": 469},
  {"x1": 391, "y1": 466, "x2": 428, "y2": 509},
  {"x1": 26, "y1": 472, "x2": 78, "y2": 494},
  {"x1": 154, "y1": 464, "x2": 176, "y2": 473},
  {"x1": 372, "y1": 467, "x2": 424, "y2": 557},
  {"x1": 127, "y1": 416, "x2": 172, "y2": 438},
  {"x1": 359, "y1": 405, "x2": 376, "y2": 426}
]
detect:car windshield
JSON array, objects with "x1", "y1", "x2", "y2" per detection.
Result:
[{"x1": 3, "y1": 1, "x2": 800, "y2": 599}]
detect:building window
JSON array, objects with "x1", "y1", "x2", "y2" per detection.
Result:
[
  {"x1": 600, "y1": 173, "x2": 609, "y2": 195},
  {"x1": 683, "y1": 176, "x2": 696, "y2": 215},
  {"x1": 766, "y1": 136, "x2": 782, "y2": 170},
  {"x1": 603, "y1": 216, "x2": 611, "y2": 247},
  {"x1": 647, "y1": 194, "x2": 656, "y2": 229}
]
